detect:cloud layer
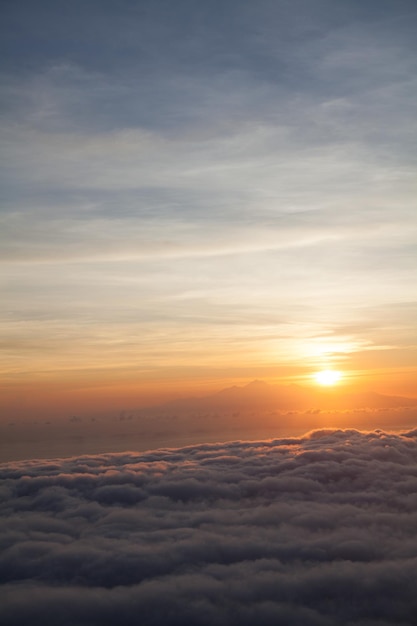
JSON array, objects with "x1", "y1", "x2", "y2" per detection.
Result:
[
  {"x1": 1, "y1": 429, "x2": 417, "y2": 625},
  {"x1": 1, "y1": 1, "x2": 417, "y2": 401}
]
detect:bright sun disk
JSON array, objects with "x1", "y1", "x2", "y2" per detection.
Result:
[{"x1": 315, "y1": 370, "x2": 342, "y2": 386}]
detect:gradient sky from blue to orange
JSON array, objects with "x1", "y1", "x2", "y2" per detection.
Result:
[{"x1": 0, "y1": 0, "x2": 416, "y2": 419}]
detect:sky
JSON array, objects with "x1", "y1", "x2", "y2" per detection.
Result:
[
  {"x1": 1, "y1": 428, "x2": 417, "y2": 624},
  {"x1": 1, "y1": 0, "x2": 417, "y2": 423}
]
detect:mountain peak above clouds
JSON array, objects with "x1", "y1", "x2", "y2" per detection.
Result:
[{"x1": 143, "y1": 380, "x2": 417, "y2": 416}]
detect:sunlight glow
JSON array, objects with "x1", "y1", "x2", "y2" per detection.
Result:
[{"x1": 315, "y1": 370, "x2": 342, "y2": 386}]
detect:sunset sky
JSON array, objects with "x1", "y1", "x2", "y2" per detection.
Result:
[
  {"x1": 1, "y1": 6, "x2": 417, "y2": 621},
  {"x1": 1, "y1": 0, "x2": 416, "y2": 422}
]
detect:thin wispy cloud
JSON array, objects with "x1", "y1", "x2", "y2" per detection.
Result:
[{"x1": 0, "y1": 0, "x2": 416, "y2": 413}]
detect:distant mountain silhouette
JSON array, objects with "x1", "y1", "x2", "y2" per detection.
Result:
[{"x1": 141, "y1": 380, "x2": 417, "y2": 415}]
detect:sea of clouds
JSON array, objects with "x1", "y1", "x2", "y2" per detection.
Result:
[{"x1": 1, "y1": 429, "x2": 417, "y2": 625}]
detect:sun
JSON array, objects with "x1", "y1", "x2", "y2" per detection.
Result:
[{"x1": 314, "y1": 370, "x2": 342, "y2": 386}]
